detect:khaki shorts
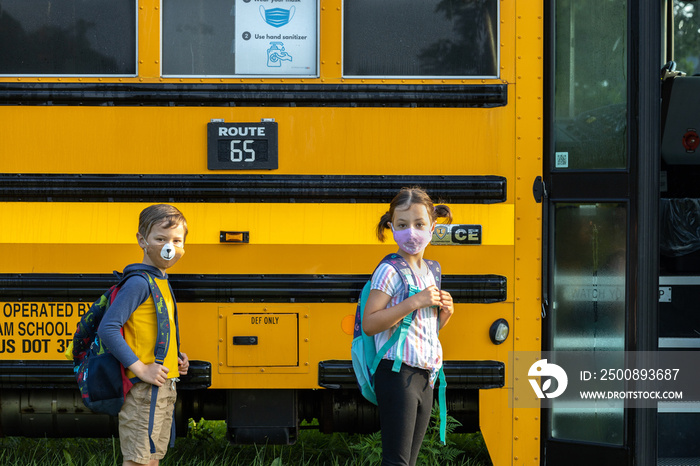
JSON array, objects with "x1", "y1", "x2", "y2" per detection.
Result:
[{"x1": 119, "y1": 380, "x2": 178, "y2": 464}]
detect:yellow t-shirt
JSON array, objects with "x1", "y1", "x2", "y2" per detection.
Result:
[{"x1": 122, "y1": 276, "x2": 179, "y2": 380}]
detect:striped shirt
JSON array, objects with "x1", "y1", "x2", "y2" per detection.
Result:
[{"x1": 371, "y1": 261, "x2": 442, "y2": 386}]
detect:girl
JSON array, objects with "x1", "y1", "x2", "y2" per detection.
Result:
[{"x1": 362, "y1": 187, "x2": 454, "y2": 466}]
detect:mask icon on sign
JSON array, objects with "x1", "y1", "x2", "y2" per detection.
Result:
[{"x1": 260, "y1": 6, "x2": 295, "y2": 28}]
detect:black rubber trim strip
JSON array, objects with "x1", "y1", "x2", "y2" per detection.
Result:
[
  {"x1": 0, "y1": 82, "x2": 507, "y2": 108},
  {"x1": 318, "y1": 359, "x2": 505, "y2": 390},
  {"x1": 0, "y1": 359, "x2": 503, "y2": 391},
  {"x1": 0, "y1": 174, "x2": 507, "y2": 204},
  {"x1": 0, "y1": 273, "x2": 507, "y2": 304},
  {"x1": 0, "y1": 360, "x2": 211, "y2": 390}
]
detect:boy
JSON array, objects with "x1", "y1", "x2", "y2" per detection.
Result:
[{"x1": 98, "y1": 204, "x2": 190, "y2": 466}]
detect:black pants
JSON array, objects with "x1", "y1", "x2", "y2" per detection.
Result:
[{"x1": 374, "y1": 359, "x2": 433, "y2": 466}]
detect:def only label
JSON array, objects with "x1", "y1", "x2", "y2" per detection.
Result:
[{"x1": 207, "y1": 121, "x2": 279, "y2": 170}]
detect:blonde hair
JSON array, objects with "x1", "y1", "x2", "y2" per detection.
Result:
[
  {"x1": 138, "y1": 204, "x2": 188, "y2": 239},
  {"x1": 376, "y1": 187, "x2": 452, "y2": 242}
]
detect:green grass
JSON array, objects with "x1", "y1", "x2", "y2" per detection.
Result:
[{"x1": 0, "y1": 409, "x2": 492, "y2": 466}]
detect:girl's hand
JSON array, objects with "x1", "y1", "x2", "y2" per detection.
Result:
[
  {"x1": 411, "y1": 285, "x2": 442, "y2": 309},
  {"x1": 439, "y1": 290, "x2": 454, "y2": 316},
  {"x1": 438, "y1": 290, "x2": 454, "y2": 329},
  {"x1": 362, "y1": 285, "x2": 448, "y2": 336},
  {"x1": 178, "y1": 352, "x2": 190, "y2": 375}
]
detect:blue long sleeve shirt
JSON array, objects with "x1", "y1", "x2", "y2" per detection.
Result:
[{"x1": 96, "y1": 264, "x2": 167, "y2": 370}]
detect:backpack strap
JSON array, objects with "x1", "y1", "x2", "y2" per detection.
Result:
[
  {"x1": 423, "y1": 259, "x2": 447, "y2": 444},
  {"x1": 167, "y1": 280, "x2": 181, "y2": 355},
  {"x1": 370, "y1": 312, "x2": 413, "y2": 376},
  {"x1": 166, "y1": 279, "x2": 180, "y2": 449},
  {"x1": 390, "y1": 312, "x2": 416, "y2": 373},
  {"x1": 424, "y1": 259, "x2": 441, "y2": 289},
  {"x1": 372, "y1": 254, "x2": 423, "y2": 373},
  {"x1": 118, "y1": 270, "x2": 173, "y2": 454},
  {"x1": 436, "y1": 366, "x2": 447, "y2": 444},
  {"x1": 116, "y1": 271, "x2": 172, "y2": 364},
  {"x1": 139, "y1": 272, "x2": 176, "y2": 454}
]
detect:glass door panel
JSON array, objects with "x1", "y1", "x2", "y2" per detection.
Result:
[{"x1": 550, "y1": 203, "x2": 627, "y2": 446}]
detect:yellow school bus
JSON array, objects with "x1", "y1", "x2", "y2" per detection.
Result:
[
  {"x1": 0, "y1": 2, "x2": 531, "y2": 463},
  {"x1": 3, "y1": 0, "x2": 697, "y2": 464}
]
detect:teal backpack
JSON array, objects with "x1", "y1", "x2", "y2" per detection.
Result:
[{"x1": 350, "y1": 253, "x2": 448, "y2": 443}]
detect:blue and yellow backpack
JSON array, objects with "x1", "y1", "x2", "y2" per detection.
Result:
[
  {"x1": 70, "y1": 269, "x2": 177, "y2": 453},
  {"x1": 350, "y1": 253, "x2": 448, "y2": 443}
]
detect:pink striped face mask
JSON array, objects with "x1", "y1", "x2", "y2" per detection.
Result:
[{"x1": 391, "y1": 224, "x2": 434, "y2": 255}]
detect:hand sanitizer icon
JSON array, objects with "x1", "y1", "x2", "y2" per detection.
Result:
[{"x1": 267, "y1": 42, "x2": 293, "y2": 67}]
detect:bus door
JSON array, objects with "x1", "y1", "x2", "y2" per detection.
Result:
[
  {"x1": 543, "y1": 0, "x2": 649, "y2": 464},
  {"x1": 658, "y1": 1, "x2": 700, "y2": 463}
]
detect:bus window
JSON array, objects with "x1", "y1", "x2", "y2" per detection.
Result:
[
  {"x1": 162, "y1": 0, "x2": 319, "y2": 77},
  {"x1": 0, "y1": 0, "x2": 136, "y2": 76},
  {"x1": 552, "y1": 0, "x2": 628, "y2": 170},
  {"x1": 673, "y1": 1, "x2": 700, "y2": 76},
  {"x1": 342, "y1": 0, "x2": 499, "y2": 78}
]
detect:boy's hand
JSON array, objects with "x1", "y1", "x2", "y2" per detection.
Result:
[
  {"x1": 129, "y1": 360, "x2": 169, "y2": 387},
  {"x1": 178, "y1": 352, "x2": 190, "y2": 375}
]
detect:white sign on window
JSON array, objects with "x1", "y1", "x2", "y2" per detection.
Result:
[
  {"x1": 555, "y1": 151, "x2": 569, "y2": 168},
  {"x1": 235, "y1": 0, "x2": 317, "y2": 76}
]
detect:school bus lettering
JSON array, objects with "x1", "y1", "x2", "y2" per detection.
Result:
[
  {"x1": 0, "y1": 339, "x2": 15, "y2": 354},
  {"x1": 2, "y1": 302, "x2": 75, "y2": 318},
  {"x1": 56, "y1": 338, "x2": 72, "y2": 354},
  {"x1": 77, "y1": 302, "x2": 90, "y2": 316},
  {"x1": 452, "y1": 226, "x2": 481, "y2": 245},
  {"x1": 17, "y1": 321, "x2": 71, "y2": 337},
  {"x1": 0, "y1": 322, "x2": 12, "y2": 336},
  {"x1": 452, "y1": 227, "x2": 480, "y2": 244},
  {"x1": 217, "y1": 126, "x2": 266, "y2": 137},
  {"x1": 250, "y1": 316, "x2": 280, "y2": 325},
  {"x1": 0, "y1": 302, "x2": 90, "y2": 359},
  {"x1": 22, "y1": 338, "x2": 50, "y2": 353}
]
